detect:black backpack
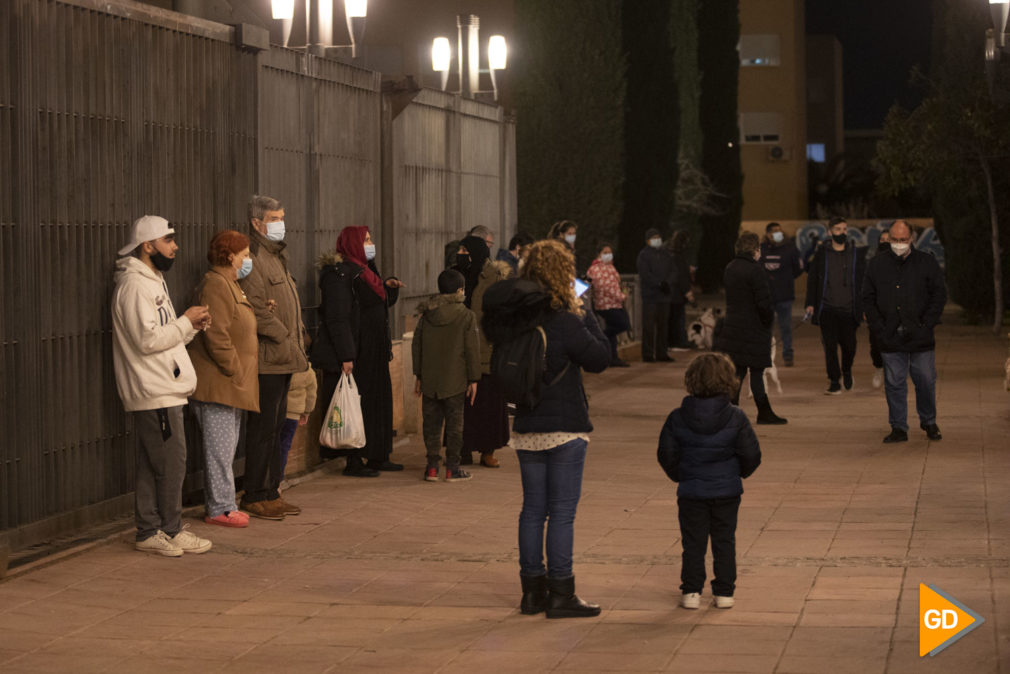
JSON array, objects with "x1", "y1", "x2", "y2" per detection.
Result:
[{"x1": 481, "y1": 279, "x2": 568, "y2": 411}]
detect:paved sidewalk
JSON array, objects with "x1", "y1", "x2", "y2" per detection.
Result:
[{"x1": 1, "y1": 315, "x2": 1008, "y2": 673}]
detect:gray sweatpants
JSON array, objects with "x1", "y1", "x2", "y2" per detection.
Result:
[{"x1": 133, "y1": 406, "x2": 188, "y2": 542}]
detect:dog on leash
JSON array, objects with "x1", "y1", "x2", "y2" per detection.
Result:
[
  {"x1": 748, "y1": 336, "x2": 783, "y2": 398},
  {"x1": 687, "y1": 308, "x2": 722, "y2": 350}
]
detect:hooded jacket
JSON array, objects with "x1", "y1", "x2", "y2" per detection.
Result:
[
  {"x1": 238, "y1": 227, "x2": 308, "y2": 375},
  {"x1": 470, "y1": 259, "x2": 514, "y2": 374},
  {"x1": 412, "y1": 292, "x2": 481, "y2": 399},
  {"x1": 111, "y1": 256, "x2": 198, "y2": 412},
  {"x1": 656, "y1": 394, "x2": 761, "y2": 499}
]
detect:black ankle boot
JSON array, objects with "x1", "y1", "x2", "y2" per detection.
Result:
[
  {"x1": 520, "y1": 574, "x2": 548, "y2": 615},
  {"x1": 755, "y1": 395, "x2": 787, "y2": 425},
  {"x1": 546, "y1": 575, "x2": 600, "y2": 618}
]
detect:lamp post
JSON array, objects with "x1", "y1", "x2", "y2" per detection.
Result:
[
  {"x1": 987, "y1": 0, "x2": 1010, "y2": 99},
  {"x1": 271, "y1": 0, "x2": 367, "y2": 58},
  {"x1": 431, "y1": 15, "x2": 508, "y2": 101}
]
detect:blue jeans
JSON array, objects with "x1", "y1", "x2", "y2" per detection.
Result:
[
  {"x1": 774, "y1": 300, "x2": 794, "y2": 360},
  {"x1": 881, "y1": 351, "x2": 937, "y2": 431},
  {"x1": 516, "y1": 439, "x2": 587, "y2": 578}
]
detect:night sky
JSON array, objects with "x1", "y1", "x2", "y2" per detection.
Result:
[{"x1": 806, "y1": 0, "x2": 933, "y2": 130}]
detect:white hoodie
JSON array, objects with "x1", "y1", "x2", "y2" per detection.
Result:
[{"x1": 111, "y1": 256, "x2": 198, "y2": 411}]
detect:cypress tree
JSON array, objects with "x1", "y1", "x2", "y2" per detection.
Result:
[
  {"x1": 695, "y1": 0, "x2": 742, "y2": 291},
  {"x1": 618, "y1": 0, "x2": 680, "y2": 270},
  {"x1": 512, "y1": 0, "x2": 626, "y2": 262}
]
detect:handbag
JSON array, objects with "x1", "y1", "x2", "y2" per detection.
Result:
[{"x1": 318, "y1": 372, "x2": 366, "y2": 449}]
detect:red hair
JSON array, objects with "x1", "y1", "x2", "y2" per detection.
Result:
[{"x1": 207, "y1": 230, "x2": 250, "y2": 266}]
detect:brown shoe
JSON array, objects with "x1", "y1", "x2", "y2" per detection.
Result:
[
  {"x1": 480, "y1": 453, "x2": 500, "y2": 468},
  {"x1": 276, "y1": 498, "x2": 301, "y2": 516},
  {"x1": 240, "y1": 499, "x2": 286, "y2": 521}
]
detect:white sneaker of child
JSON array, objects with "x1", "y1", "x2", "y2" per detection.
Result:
[
  {"x1": 680, "y1": 592, "x2": 701, "y2": 609},
  {"x1": 713, "y1": 595, "x2": 735, "y2": 609}
]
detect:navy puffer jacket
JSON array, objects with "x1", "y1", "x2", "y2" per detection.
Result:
[{"x1": 656, "y1": 394, "x2": 762, "y2": 499}]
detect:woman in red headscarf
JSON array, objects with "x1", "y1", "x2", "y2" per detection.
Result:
[{"x1": 312, "y1": 226, "x2": 405, "y2": 476}]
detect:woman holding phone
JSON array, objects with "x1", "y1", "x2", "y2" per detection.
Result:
[{"x1": 586, "y1": 242, "x2": 631, "y2": 367}]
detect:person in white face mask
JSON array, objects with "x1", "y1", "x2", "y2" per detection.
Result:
[
  {"x1": 861, "y1": 220, "x2": 947, "y2": 444},
  {"x1": 759, "y1": 222, "x2": 803, "y2": 366},
  {"x1": 587, "y1": 243, "x2": 631, "y2": 367},
  {"x1": 547, "y1": 219, "x2": 586, "y2": 276},
  {"x1": 237, "y1": 195, "x2": 309, "y2": 521},
  {"x1": 636, "y1": 228, "x2": 677, "y2": 362}
]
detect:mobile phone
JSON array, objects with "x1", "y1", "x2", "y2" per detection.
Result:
[{"x1": 574, "y1": 278, "x2": 589, "y2": 298}]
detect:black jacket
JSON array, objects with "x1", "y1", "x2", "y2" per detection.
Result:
[
  {"x1": 311, "y1": 255, "x2": 400, "y2": 372},
  {"x1": 759, "y1": 240, "x2": 803, "y2": 303},
  {"x1": 636, "y1": 246, "x2": 678, "y2": 303},
  {"x1": 657, "y1": 394, "x2": 761, "y2": 499},
  {"x1": 861, "y1": 248, "x2": 947, "y2": 353},
  {"x1": 713, "y1": 255, "x2": 774, "y2": 370},
  {"x1": 804, "y1": 242, "x2": 867, "y2": 325}
]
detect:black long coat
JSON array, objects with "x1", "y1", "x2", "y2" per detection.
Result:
[
  {"x1": 713, "y1": 254, "x2": 774, "y2": 370},
  {"x1": 312, "y1": 256, "x2": 400, "y2": 462}
]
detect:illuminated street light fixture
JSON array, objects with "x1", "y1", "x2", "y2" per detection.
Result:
[
  {"x1": 986, "y1": 0, "x2": 1010, "y2": 100},
  {"x1": 431, "y1": 16, "x2": 508, "y2": 101},
  {"x1": 270, "y1": 0, "x2": 367, "y2": 58}
]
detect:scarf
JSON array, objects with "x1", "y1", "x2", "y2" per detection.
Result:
[{"x1": 335, "y1": 226, "x2": 386, "y2": 301}]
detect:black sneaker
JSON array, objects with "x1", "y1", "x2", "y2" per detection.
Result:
[
  {"x1": 825, "y1": 381, "x2": 842, "y2": 395},
  {"x1": 883, "y1": 428, "x2": 909, "y2": 443},
  {"x1": 445, "y1": 466, "x2": 472, "y2": 482},
  {"x1": 843, "y1": 372, "x2": 853, "y2": 390},
  {"x1": 343, "y1": 462, "x2": 380, "y2": 477},
  {"x1": 920, "y1": 423, "x2": 942, "y2": 441}
]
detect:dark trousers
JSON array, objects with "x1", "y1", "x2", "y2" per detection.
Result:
[
  {"x1": 869, "y1": 328, "x2": 883, "y2": 369},
  {"x1": 133, "y1": 407, "x2": 187, "y2": 541},
  {"x1": 818, "y1": 306, "x2": 857, "y2": 383},
  {"x1": 667, "y1": 303, "x2": 689, "y2": 348},
  {"x1": 422, "y1": 393, "x2": 465, "y2": 468},
  {"x1": 277, "y1": 417, "x2": 299, "y2": 477},
  {"x1": 243, "y1": 373, "x2": 292, "y2": 503},
  {"x1": 596, "y1": 308, "x2": 631, "y2": 359},
  {"x1": 678, "y1": 496, "x2": 740, "y2": 596},
  {"x1": 641, "y1": 301, "x2": 671, "y2": 360},
  {"x1": 733, "y1": 362, "x2": 765, "y2": 401}
]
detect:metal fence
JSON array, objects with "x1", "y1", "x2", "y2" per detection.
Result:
[{"x1": 0, "y1": 0, "x2": 516, "y2": 547}]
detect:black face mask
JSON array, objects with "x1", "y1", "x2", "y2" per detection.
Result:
[
  {"x1": 831, "y1": 233, "x2": 847, "y2": 245},
  {"x1": 150, "y1": 250, "x2": 175, "y2": 272}
]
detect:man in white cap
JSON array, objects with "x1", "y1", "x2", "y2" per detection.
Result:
[{"x1": 111, "y1": 215, "x2": 214, "y2": 556}]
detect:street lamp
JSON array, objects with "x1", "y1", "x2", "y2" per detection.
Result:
[
  {"x1": 271, "y1": 0, "x2": 368, "y2": 58},
  {"x1": 992, "y1": 0, "x2": 1010, "y2": 47},
  {"x1": 431, "y1": 16, "x2": 508, "y2": 101},
  {"x1": 987, "y1": 0, "x2": 1010, "y2": 100}
]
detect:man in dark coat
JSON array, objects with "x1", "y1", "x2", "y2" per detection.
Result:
[
  {"x1": 804, "y1": 217, "x2": 867, "y2": 394},
  {"x1": 636, "y1": 228, "x2": 677, "y2": 362},
  {"x1": 759, "y1": 222, "x2": 803, "y2": 366},
  {"x1": 861, "y1": 220, "x2": 947, "y2": 443},
  {"x1": 713, "y1": 232, "x2": 786, "y2": 424}
]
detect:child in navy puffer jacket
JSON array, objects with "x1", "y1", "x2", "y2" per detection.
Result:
[{"x1": 657, "y1": 353, "x2": 762, "y2": 610}]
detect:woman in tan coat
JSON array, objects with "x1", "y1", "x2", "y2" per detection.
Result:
[{"x1": 189, "y1": 230, "x2": 260, "y2": 528}]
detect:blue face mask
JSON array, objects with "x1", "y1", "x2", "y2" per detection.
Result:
[
  {"x1": 364, "y1": 243, "x2": 376, "y2": 261},
  {"x1": 237, "y1": 257, "x2": 253, "y2": 280},
  {"x1": 265, "y1": 220, "x2": 285, "y2": 242}
]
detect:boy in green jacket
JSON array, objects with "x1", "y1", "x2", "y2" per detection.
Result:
[{"x1": 413, "y1": 269, "x2": 481, "y2": 482}]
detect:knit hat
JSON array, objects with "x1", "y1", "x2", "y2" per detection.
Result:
[{"x1": 118, "y1": 215, "x2": 174, "y2": 256}]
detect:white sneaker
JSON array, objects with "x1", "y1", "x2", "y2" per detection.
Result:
[
  {"x1": 714, "y1": 595, "x2": 735, "y2": 609},
  {"x1": 872, "y1": 368, "x2": 883, "y2": 389},
  {"x1": 680, "y1": 592, "x2": 701, "y2": 609},
  {"x1": 135, "y1": 530, "x2": 183, "y2": 557},
  {"x1": 169, "y1": 525, "x2": 212, "y2": 554}
]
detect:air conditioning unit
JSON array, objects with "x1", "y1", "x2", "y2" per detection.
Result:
[{"x1": 767, "y1": 145, "x2": 793, "y2": 162}]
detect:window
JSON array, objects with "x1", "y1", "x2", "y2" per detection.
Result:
[
  {"x1": 739, "y1": 113, "x2": 782, "y2": 144},
  {"x1": 739, "y1": 35, "x2": 781, "y2": 67},
  {"x1": 806, "y1": 144, "x2": 826, "y2": 163}
]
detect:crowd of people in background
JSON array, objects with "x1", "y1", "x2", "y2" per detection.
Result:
[{"x1": 110, "y1": 205, "x2": 946, "y2": 614}]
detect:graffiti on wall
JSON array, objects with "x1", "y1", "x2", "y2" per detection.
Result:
[{"x1": 794, "y1": 221, "x2": 945, "y2": 268}]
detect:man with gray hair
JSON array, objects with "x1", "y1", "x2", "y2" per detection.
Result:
[{"x1": 238, "y1": 195, "x2": 309, "y2": 520}]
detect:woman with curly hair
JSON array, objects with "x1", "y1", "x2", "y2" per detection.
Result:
[{"x1": 490, "y1": 239, "x2": 611, "y2": 618}]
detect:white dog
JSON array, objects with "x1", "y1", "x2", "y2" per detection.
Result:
[
  {"x1": 687, "y1": 308, "x2": 722, "y2": 350},
  {"x1": 748, "y1": 336, "x2": 783, "y2": 398}
]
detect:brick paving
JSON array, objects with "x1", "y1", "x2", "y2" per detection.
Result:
[{"x1": 1, "y1": 311, "x2": 1008, "y2": 673}]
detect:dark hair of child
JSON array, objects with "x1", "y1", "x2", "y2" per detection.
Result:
[{"x1": 438, "y1": 268, "x2": 466, "y2": 294}]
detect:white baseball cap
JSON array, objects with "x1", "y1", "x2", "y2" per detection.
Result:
[{"x1": 118, "y1": 215, "x2": 175, "y2": 256}]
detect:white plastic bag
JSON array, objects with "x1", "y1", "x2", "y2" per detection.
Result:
[{"x1": 319, "y1": 373, "x2": 366, "y2": 449}]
